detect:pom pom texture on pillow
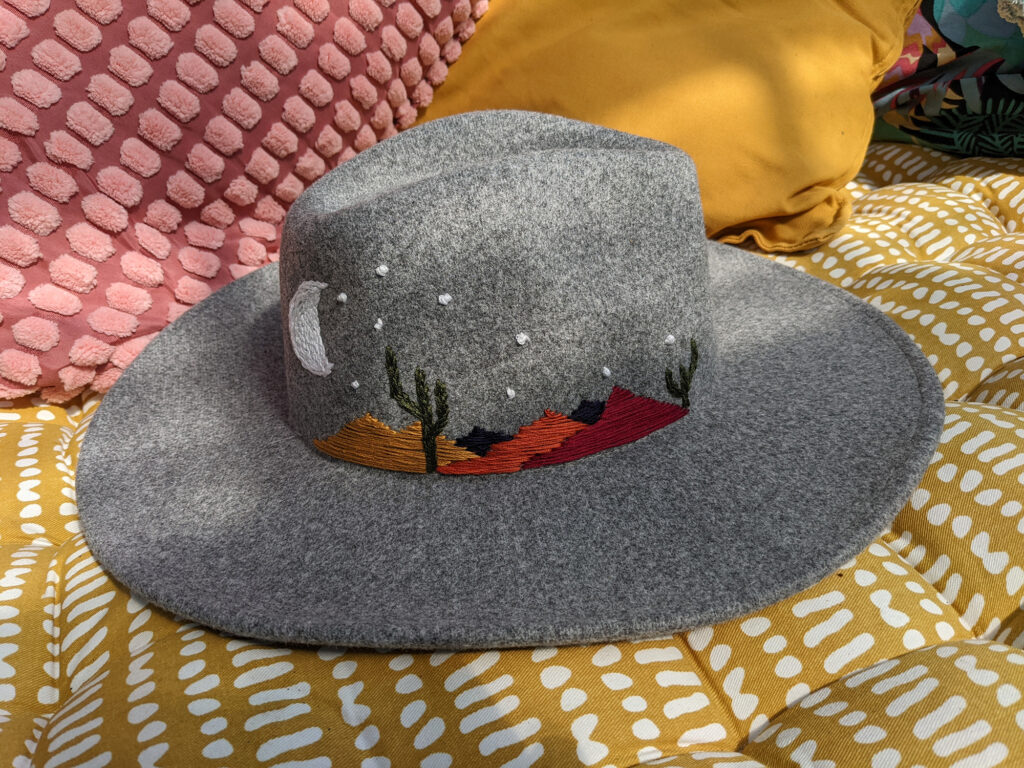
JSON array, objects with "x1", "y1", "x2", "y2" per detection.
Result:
[{"x1": 0, "y1": 0, "x2": 486, "y2": 401}]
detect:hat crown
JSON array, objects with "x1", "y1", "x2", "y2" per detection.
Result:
[{"x1": 280, "y1": 111, "x2": 716, "y2": 469}]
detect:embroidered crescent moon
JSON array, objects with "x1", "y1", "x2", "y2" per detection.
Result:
[{"x1": 288, "y1": 280, "x2": 334, "y2": 377}]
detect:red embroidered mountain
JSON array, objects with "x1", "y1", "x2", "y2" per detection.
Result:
[
  {"x1": 523, "y1": 386, "x2": 687, "y2": 469},
  {"x1": 438, "y1": 386, "x2": 687, "y2": 475}
]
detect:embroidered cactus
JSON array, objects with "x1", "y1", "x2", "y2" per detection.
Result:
[
  {"x1": 385, "y1": 346, "x2": 450, "y2": 472},
  {"x1": 665, "y1": 338, "x2": 699, "y2": 408}
]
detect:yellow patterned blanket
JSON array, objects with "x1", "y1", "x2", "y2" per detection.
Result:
[{"x1": 2, "y1": 143, "x2": 1024, "y2": 766}]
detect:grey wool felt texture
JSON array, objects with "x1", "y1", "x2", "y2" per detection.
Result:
[
  {"x1": 76, "y1": 111, "x2": 946, "y2": 650},
  {"x1": 280, "y1": 110, "x2": 715, "y2": 439}
]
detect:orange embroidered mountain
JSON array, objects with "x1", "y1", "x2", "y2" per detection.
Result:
[
  {"x1": 313, "y1": 415, "x2": 477, "y2": 473},
  {"x1": 438, "y1": 410, "x2": 587, "y2": 475}
]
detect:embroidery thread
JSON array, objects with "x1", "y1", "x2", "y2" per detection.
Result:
[
  {"x1": 523, "y1": 387, "x2": 686, "y2": 469},
  {"x1": 385, "y1": 346, "x2": 449, "y2": 473},
  {"x1": 438, "y1": 410, "x2": 588, "y2": 475},
  {"x1": 569, "y1": 399, "x2": 605, "y2": 425},
  {"x1": 455, "y1": 426, "x2": 514, "y2": 457},
  {"x1": 665, "y1": 338, "x2": 699, "y2": 408},
  {"x1": 288, "y1": 280, "x2": 334, "y2": 377},
  {"x1": 316, "y1": 338, "x2": 701, "y2": 475},
  {"x1": 314, "y1": 414, "x2": 474, "y2": 472}
]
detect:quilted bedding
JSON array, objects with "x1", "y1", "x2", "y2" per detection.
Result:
[{"x1": 2, "y1": 142, "x2": 1024, "y2": 766}]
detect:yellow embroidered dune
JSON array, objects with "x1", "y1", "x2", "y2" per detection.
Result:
[{"x1": 313, "y1": 414, "x2": 477, "y2": 472}]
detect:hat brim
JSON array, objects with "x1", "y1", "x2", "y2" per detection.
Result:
[{"x1": 77, "y1": 243, "x2": 944, "y2": 650}]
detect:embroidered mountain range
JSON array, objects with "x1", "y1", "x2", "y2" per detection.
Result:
[{"x1": 314, "y1": 342, "x2": 698, "y2": 475}]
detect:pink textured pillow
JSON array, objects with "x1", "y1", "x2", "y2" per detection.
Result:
[{"x1": 0, "y1": 0, "x2": 485, "y2": 401}]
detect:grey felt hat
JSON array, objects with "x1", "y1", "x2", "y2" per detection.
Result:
[{"x1": 77, "y1": 110, "x2": 945, "y2": 650}]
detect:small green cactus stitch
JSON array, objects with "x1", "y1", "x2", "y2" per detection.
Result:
[
  {"x1": 385, "y1": 346, "x2": 450, "y2": 473},
  {"x1": 665, "y1": 338, "x2": 699, "y2": 409}
]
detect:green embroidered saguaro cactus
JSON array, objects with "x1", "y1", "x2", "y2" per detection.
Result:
[
  {"x1": 385, "y1": 346, "x2": 450, "y2": 473},
  {"x1": 665, "y1": 338, "x2": 699, "y2": 409}
]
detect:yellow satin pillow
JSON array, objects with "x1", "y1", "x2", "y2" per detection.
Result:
[{"x1": 422, "y1": 0, "x2": 919, "y2": 252}]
